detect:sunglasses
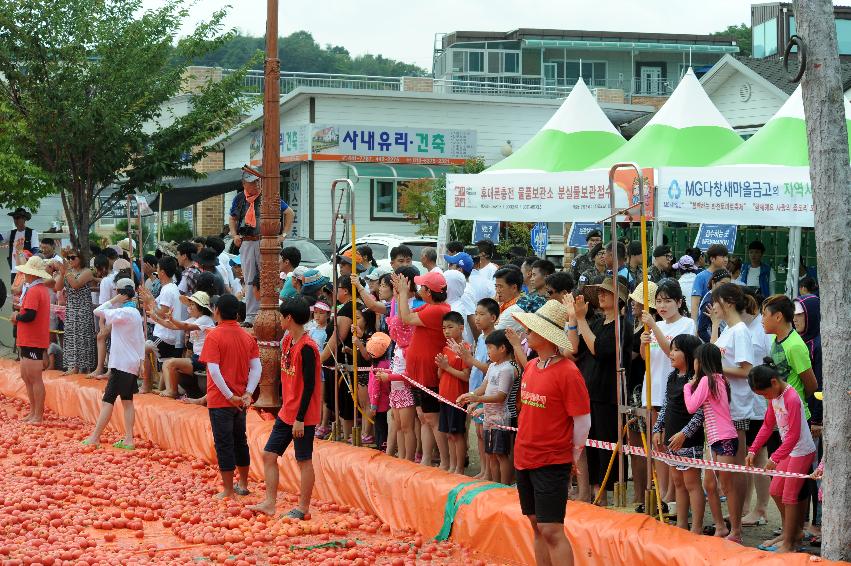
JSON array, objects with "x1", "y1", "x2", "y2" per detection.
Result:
[{"x1": 67, "y1": 255, "x2": 77, "y2": 260}]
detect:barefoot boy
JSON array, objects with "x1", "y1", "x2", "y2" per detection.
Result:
[
  {"x1": 249, "y1": 297, "x2": 321, "y2": 519},
  {"x1": 435, "y1": 311, "x2": 471, "y2": 475},
  {"x1": 84, "y1": 279, "x2": 145, "y2": 448},
  {"x1": 200, "y1": 293, "x2": 261, "y2": 499}
]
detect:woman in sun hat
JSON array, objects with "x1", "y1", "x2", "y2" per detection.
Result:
[
  {"x1": 12, "y1": 256, "x2": 54, "y2": 423},
  {"x1": 146, "y1": 291, "x2": 215, "y2": 399},
  {"x1": 511, "y1": 299, "x2": 590, "y2": 566},
  {"x1": 673, "y1": 254, "x2": 700, "y2": 301},
  {"x1": 573, "y1": 276, "x2": 632, "y2": 506}
]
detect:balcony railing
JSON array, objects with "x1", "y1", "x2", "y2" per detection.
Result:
[{"x1": 224, "y1": 69, "x2": 680, "y2": 101}]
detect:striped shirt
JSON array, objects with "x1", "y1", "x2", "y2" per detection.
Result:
[{"x1": 683, "y1": 373, "x2": 737, "y2": 445}]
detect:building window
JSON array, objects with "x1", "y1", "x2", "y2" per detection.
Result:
[
  {"x1": 468, "y1": 51, "x2": 484, "y2": 73},
  {"x1": 487, "y1": 52, "x2": 500, "y2": 74},
  {"x1": 371, "y1": 179, "x2": 407, "y2": 220},
  {"x1": 452, "y1": 50, "x2": 464, "y2": 72},
  {"x1": 99, "y1": 215, "x2": 115, "y2": 227},
  {"x1": 752, "y1": 18, "x2": 777, "y2": 58},
  {"x1": 565, "y1": 61, "x2": 607, "y2": 87},
  {"x1": 503, "y1": 52, "x2": 520, "y2": 74},
  {"x1": 837, "y1": 19, "x2": 851, "y2": 55}
]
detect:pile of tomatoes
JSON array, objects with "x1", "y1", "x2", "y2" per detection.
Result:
[{"x1": 0, "y1": 396, "x2": 498, "y2": 565}]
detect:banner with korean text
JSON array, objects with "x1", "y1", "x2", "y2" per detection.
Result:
[
  {"x1": 657, "y1": 166, "x2": 814, "y2": 227},
  {"x1": 445, "y1": 168, "x2": 654, "y2": 222}
]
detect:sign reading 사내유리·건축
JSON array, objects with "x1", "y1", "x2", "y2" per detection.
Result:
[{"x1": 311, "y1": 125, "x2": 476, "y2": 165}]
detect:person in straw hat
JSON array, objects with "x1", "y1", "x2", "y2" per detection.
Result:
[
  {"x1": 510, "y1": 299, "x2": 590, "y2": 566},
  {"x1": 84, "y1": 279, "x2": 145, "y2": 449},
  {"x1": 145, "y1": 291, "x2": 215, "y2": 399},
  {"x1": 11, "y1": 255, "x2": 53, "y2": 423},
  {"x1": 573, "y1": 275, "x2": 632, "y2": 507}
]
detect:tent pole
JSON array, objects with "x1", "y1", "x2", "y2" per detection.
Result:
[
  {"x1": 786, "y1": 226, "x2": 802, "y2": 297},
  {"x1": 158, "y1": 193, "x2": 163, "y2": 242}
]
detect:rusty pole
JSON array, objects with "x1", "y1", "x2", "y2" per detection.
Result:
[{"x1": 253, "y1": 0, "x2": 283, "y2": 408}]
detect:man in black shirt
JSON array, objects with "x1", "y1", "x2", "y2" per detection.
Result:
[{"x1": 228, "y1": 165, "x2": 295, "y2": 324}]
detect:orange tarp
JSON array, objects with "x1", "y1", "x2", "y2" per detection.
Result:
[{"x1": 0, "y1": 360, "x2": 841, "y2": 566}]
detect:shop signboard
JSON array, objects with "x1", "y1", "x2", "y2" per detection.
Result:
[
  {"x1": 249, "y1": 126, "x2": 310, "y2": 165},
  {"x1": 311, "y1": 125, "x2": 476, "y2": 165}
]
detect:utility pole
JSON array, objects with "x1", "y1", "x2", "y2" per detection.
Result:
[
  {"x1": 253, "y1": 0, "x2": 283, "y2": 408},
  {"x1": 793, "y1": 1, "x2": 851, "y2": 561}
]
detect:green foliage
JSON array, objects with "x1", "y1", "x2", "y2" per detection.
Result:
[
  {"x1": 191, "y1": 31, "x2": 426, "y2": 76},
  {"x1": 712, "y1": 23, "x2": 751, "y2": 57},
  {"x1": 161, "y1": 221, "x2": 193, "y2": 244},
  {"x1": 398, "y1": 157, "x2": 485, "y2": 237},
  {"x1": 0, "y1": 100, "x2": 54, "y2": 210},
  {"x1": 109, "y1": 219, "x2": 151, "y2": 248},
  {"x1": 496, "y1": 224, "x2": 533, "y2": 258},
  {"x1": 0, "y1": 0, "x2": 255, "y2": 254}
]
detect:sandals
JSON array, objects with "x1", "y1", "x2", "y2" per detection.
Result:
[
  {"x1": 81, "y1": 439, "x2": 99, "y2": 448},
  {"x1": 112, "y1": 440, "x2": 135, "y2": 451},
  {"x1": 234, "y1": 485, "x2": 250, "y2": 496},
  {"x1": 725, "y1": 534, "x2": 743, "y2": 545},
  {"x1": 634, "y1": 501, "x2": 670, "y2": 515},
  {"x1": 283, "y1": 508, "x2": 309, "y2": 521},
  {"x1": 742, "y1": 516, "x2": 767, "y2": 527}
]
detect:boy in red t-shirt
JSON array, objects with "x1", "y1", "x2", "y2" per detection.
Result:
[
  {"x1": 12, "y1": 256, "x2": 53, "y2": 424},
  {"x1": 511, "y1": 300, "x2": 591, "y2": 566},
  {"x1": 199, "y1": 294, "x2": 262, "y2": 499},
  {"x1": 249, "y1": 297, "x2": 322, "y2": 520},
  {"x1": 435, "y1": 311, "x2": 471, "y2": 475}
]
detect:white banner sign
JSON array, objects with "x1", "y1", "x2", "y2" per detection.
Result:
[
  {"x1": 657, "y1": 166, "x2": 814, "y2": 227},
  {"x1": 445, "y1": 168, "x2": 655, "y2": 222}
]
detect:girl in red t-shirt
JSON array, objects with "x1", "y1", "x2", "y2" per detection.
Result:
[
  {"x1": 392, "y1": 270, "x2": 451, "y2": 469},
  {"x1": 13, "y1": 256, "x2": 53, "y2": 424}
]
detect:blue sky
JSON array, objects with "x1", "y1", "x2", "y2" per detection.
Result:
[{"x1": 143, "y1": 1, "x2": 762, "y2": 69}]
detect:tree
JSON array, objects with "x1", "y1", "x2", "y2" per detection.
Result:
[
  {"x1": 0, "y1": 100, "x2": 54, "y2": 210},
  {"x1": 191, "y1": 31, "x2": 427, "y2": 76},
  {"x1": 399, "y1": 157, "x2": 485, "y2": 236},
  {"x1": 793, "y1": 0, "x2": 851, "y2": 560},
  {"x1": 711, "y1": 23, "x2": 752, "y2": 57},
  {"x1": 161, "y1": 221, "x2": 193, "y2": 244},
  {"x1": 0, "y1": 0, "x2": 255, "y2": 258}
]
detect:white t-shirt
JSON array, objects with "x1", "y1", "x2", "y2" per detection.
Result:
[
  {"x1": 643, "y1": 316, "x2": 695, "y2": 407},
  {"x1": 5, "y1": 228, "x2": 39, "y2": 274},
  {"x1": 98, "y1": 304, "x2": 145, "y2": 375},
  {"x1": 715, "y1": 321, "x2": 756, "y2": 421},
  {"x1": 449, "y1": 295, "x2": 476, "y2": 345},
  {"x1": 429, "y1": 265, "x2": 443, "y2": 273},
  {"x1": 483, "y1": 360, "x2": 514, "y2": 429},
  {"x1": 99, "y1": 270, "x2": 117, "y2": 305},
  {"x1": 496, "y1": 303, "x2": 525, "y2": 334},
  {"x1": 466, "y1": 269, "x2": 495, "y2": 303},
  {"x1": 744, "y1": 265, "x2": 776, "y2": 288},
  {"x1": 187, "y1": 315, "x2": 215, "y2": 356},
  {"x1": 678, "y1": 272, "x2": 697, "y2": 302},
  {"x1": 153, "y1": 282, "x2": 182, "y2": 346},
  {"x1": 747, "y1": 315, "x2": 774, "y2": 419},
  {"x1": 478, "y1": 262, "x2": 498, "y2": 280}
]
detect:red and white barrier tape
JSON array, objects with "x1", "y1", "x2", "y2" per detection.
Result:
[
  {"x1": 398, "y1": 374, "x2": 811, "y2": 480},
  {"x1": 257, "y1": 340, "x2": 282, "y2": 348}
]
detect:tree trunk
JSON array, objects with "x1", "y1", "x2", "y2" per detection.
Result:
[{"x1": 794, "y1": 1, "x2": 851, "y2": 561}]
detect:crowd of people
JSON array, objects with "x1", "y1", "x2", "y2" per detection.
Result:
[{"x1": 2, "y1": 191, "x2": 828, "y2": 562}]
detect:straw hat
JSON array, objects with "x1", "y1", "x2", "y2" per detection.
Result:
[
  {"x1": 512, "y1": 300, "x2": 573, "y2": 352},
  {"x1": 180, "y1": 291, "x2": 212, "y2": 312},
  {"x1": 628, "y1": 280, "x2": 658, "y2": 310},
  {"x1": 585, "y1": 276, "x2": 629, "y2": 307},
  {"x1": 118, "y1": 238, "x2": 136, "y2": 253},
  {"x1": 16, "y1": 256, "x2": 52, "y2": 280}
]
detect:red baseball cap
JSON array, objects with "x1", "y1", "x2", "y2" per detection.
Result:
[{"x1": 414, "y1": 271, "x2": 447, "y2": 293}]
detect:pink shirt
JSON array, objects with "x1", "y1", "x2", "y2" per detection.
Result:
[
  {"x1": 749, "y1": 386, "x2": 816, "y2": 463},
  {"x1": 368, "y1": 359, "x2": 391, "y2": 413},
  {"x1": 684, "y1": 373, "x2": 737, "y2": 445}
]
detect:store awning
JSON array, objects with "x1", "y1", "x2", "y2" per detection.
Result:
[
  {"x1": 148, "y1": 163, "x2": 299, "y2": 212},
  {"x1": 343, "y1": 162, "x2": 456, "y2": 181}
]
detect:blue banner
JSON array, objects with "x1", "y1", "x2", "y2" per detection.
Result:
[
  {"x1": 472, "y1": 220, "x2": 500, "y2": 244},
  {"x1": 568, "y1": 223, "x2": 604, "y2": 249},
  {"x1": 694, "y1": 224, "x2": 737, "y2": 252}
]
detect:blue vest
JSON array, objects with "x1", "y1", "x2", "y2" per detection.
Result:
[{"x1": 741, "y1": 262, "x2": 771, "y2": 296}]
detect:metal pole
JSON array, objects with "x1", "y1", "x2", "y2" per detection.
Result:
[
  {"x1": 157, "y1": 193, "x2": 163, "y2": 242},
  {"x1": 253, "y1": 0, "x2": 283, "y2": 409},
  {"x1": 331, "y1": 179, "x2": 356, "y2": 443},
  {"x1": 349, "y1": 187, "x2": 360, "y2": 447}
]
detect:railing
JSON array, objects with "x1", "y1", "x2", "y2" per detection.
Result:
[{"x1": 225, "y1": 69, "x2": 679, "y2": 100}]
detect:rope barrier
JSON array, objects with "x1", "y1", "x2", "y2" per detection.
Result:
[{"x1": 397, "y1": 373, "x2": 812, "y2": 480}]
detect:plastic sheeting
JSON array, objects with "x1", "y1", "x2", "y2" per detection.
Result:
[{"x1": 0, "y1": 360, "x2": 841, "y2": 566}]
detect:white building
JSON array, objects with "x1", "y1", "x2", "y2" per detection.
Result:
[{"x1": 211, "y1": 85, "x2": 652, "y2": 241}]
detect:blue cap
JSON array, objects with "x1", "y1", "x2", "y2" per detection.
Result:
[
  {"x1": 444, "y1": 252, "x2": 474, "y2": 275},
  {"x1": 229, "y1": 254, "x2": 241, "y2": 266}
]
